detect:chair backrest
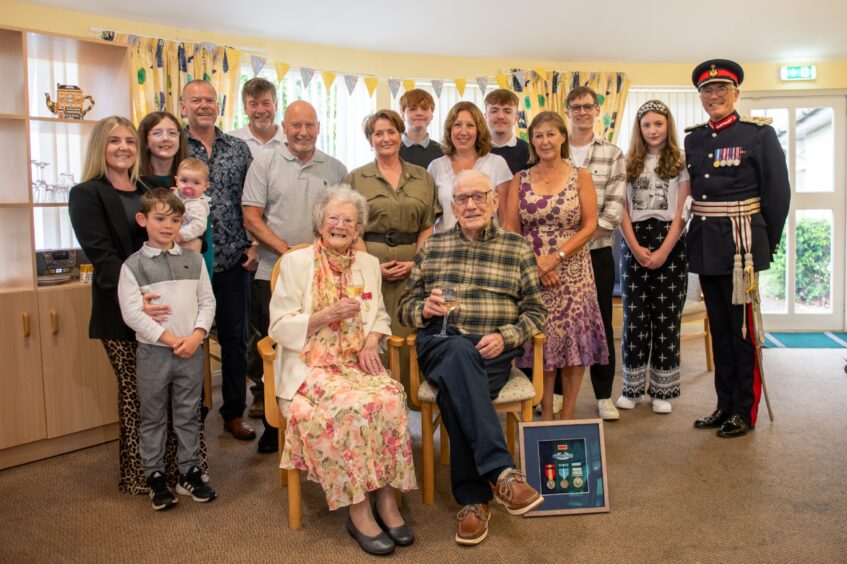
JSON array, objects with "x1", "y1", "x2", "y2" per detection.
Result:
[{"x1": 270, "y1": 243, "x2": 312, "y2": 293}]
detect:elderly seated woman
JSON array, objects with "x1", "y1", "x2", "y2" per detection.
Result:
[{"x1": 268, "y1": 185, "x2": 416, "y2": 556}]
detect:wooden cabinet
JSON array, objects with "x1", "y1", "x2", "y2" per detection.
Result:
[{"x1": 0, "y1": 26, "x2": 128, "y2": 468}]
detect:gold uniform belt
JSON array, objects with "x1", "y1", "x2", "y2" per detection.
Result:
[{"x1": 691, "y1": 197, "x2": 761, "y2": 217}]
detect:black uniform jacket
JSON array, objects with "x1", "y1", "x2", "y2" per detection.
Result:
[
  {"x1": 68, "y1": 175, "x2": 170, "y2": 340},
  {"x1": 684, "y1": 112, "x2": 790, "y2": 276}
]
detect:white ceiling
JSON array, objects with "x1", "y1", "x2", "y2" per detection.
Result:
[{"x1": 27, "y1": 0, "x2": 847, "y2": 63}]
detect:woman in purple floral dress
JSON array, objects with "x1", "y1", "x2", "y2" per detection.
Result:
[{"x1": 503, "y1": 111, "x2": 608, "y2": 420}]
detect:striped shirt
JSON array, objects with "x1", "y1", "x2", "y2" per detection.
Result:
[
  {"x1": 397, "y1": 222, "x2": 547, "y2": 349},
  {"x1": 574, "y1": 136, "x2": 626, "y2": 250}
]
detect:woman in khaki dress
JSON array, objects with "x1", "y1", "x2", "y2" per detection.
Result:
[{"x1": 347, "y1": 109, "x2": 438, "y2": 391}]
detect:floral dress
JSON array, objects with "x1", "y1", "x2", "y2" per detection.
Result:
[
  {"x1": 280, "y1": 242, "x2": 416, "y2": 510},
  {"x1": 515, "y1": 165, "x2": 609, "y2": 370}
]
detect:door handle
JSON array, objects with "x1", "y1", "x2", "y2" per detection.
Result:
[
  {"x1": 23, "y1": 312, "x2": 31, "y2": 337},
  {"x1": 50, "y1": 309, "x2": 59, "y2": 335}
]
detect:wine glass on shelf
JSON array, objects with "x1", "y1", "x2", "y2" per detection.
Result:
[
  {"x1": 36, "y1": 161, "x2": 50, "y2": 203},
  {"x1": 437, "y1": 286, "x2": 461, "y2": 337},
  {"x1": 31, "y1": 160, "x2": 41, "y2": 202}
]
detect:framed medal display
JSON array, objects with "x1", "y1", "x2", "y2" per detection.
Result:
[{"x1": 519, "y1": 419, "x2": 610, "y2": 516}]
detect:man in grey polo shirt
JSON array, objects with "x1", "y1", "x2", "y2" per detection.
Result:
[{"x1": 242, "y1": 99, "x2": 347, "y2": 452}]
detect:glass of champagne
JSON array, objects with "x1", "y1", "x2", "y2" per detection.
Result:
[
  {"x1": 345, "y1": 270, "x2": 365, "y2": 299},
  {"x1": 437, "y1": 286, "x2": 460, "y2": 337}
]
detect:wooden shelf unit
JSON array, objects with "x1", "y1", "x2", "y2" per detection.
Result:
[{"x1": 0, "y1": 25, "x2": 130, "y2": 468}]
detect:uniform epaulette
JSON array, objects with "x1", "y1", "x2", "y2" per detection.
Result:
[
  {"x1": 740, "y1": 115, "x2": 773, "y2": 126},
  {"x1": 684, "y1": 121, "x2": 708, "y2": 133}
]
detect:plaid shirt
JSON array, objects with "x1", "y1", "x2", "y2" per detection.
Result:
[
  {"x1": 397, "y1": 222, "x2": 547, "y2": 349},
  {"x1": 581, "y1": 136, "x2": 626, "y2": 250}
]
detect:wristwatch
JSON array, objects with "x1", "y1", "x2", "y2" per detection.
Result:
[{"x1": 556, "y1": 249, "x2": 566, "y2": 263}]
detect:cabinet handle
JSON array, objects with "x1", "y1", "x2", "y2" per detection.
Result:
[
  {"x1": 23, "y1": 312, "x2": 31, "y2": 337},
  {"x1": 50, "y1": 309, "x2": 59, "y2": 335}
]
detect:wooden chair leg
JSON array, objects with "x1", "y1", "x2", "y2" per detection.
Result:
[
  {"x1": 288, "y1": 469, "x2": 302, "y2": 529},
  {"x1": 704, "y1": 318, "x2": 715, "y2": 371},
  {"x1": 278, "y1": 425, "x2": 287, "y2": 486},
  {"x1": 506, "y1": 412, "x2": 516, "y2": 459},
  {"x1": 439, "y1": 422, "x2": 449, "y2": 466},
  {"x1": 421, "y1": 403, "x2": 435, "y2": 506}
]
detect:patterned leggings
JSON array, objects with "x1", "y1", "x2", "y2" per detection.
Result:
[
  {"x1": 620, "y1": 219, "x2": 688, "y2": 400},
  {"x1": 102, "y1": 340, "x2": 208, "y2": 494}
]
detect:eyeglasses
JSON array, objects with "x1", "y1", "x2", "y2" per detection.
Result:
[
  {"x1": 568, "y1": 103, "x2": 598, "y2": 113},
  {"x1": 150, "y1": 130, "x2": 181, "y2": 139},
  {"x1": 453, "y1": 191, "x2": 491, "y2": 206},
  {"x1": 699, "y1": 84, "x2": 733, "y2": 97},
  {"x1": 326, "y1": 215, "x2": 357, "y2": 227}
]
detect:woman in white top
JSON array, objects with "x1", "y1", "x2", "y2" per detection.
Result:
[
  {"x1": 615, "y1": 100, "x2": 691, "y2": 414},
  {"x1": 427, "y1": 101, "x2": 512, "y2": 233}
]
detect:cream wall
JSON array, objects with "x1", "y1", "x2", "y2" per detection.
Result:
[{"x1": 4, "y1": 0, "x2": 847, "y2": 98}]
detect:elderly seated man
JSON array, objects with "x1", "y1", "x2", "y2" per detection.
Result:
[{"x1": 397, "y1": 169, "x2": 547, "y2": 546}]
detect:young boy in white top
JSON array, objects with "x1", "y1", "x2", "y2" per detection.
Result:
[{"x1": 118, "y1": 188, "x2": 217, "y2": 511}]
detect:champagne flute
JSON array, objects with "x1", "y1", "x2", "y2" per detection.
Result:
[
  {"x1": 345, "y1": 270, "x2": 365, "y2": 299},
  {"x1": 437, "y1": 286, "x2": 460, "y2": 337}
]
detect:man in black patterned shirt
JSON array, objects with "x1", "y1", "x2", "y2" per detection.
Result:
[{"x1": 182, "y1": 79, "x2": 257, "y2": 440}]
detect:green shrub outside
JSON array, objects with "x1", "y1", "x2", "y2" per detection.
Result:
[{"x1": 764, "y1": 218, "x2": 831, "y2": 307}]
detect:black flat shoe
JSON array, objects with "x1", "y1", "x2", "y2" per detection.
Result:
[
  {"x1": 373, "y1": 502, "x2": 415, "y2": 546},
  {"x1": 346, "y1": 515, "x2": 395, "y2": 556},
  {"x1": 694, "y1": 408, "x2": 729, "y2": 429},
  {"x1": 717, "y1": 415, "x2": 752, "y2": 438},
  {"x1": 256, "y1": 430, "x2": 278, "y2": 454}
]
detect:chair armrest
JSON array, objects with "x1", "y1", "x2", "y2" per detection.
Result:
[
  {"x1": 387, "y1": 335, "x2": 405, "y2": 383},
  {"x1": 258, "y1": 336, "x2": 281, "y2": 428},
  {"x1": 531, "y1": 333, "x2": 546, "y2": 405},
  {"x1": 406, "y1": 331, "x2": 421, "y2": 407},
  {"x1": 257, "y1": 336, "x2": 277, "y2": 361}
]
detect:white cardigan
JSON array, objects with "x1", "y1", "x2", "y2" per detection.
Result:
[{"x1": 268, "y1": 245, "x2": 392, "y2": 405}]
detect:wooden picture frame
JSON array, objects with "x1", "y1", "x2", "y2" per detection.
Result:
[{"x1": 519, "y1": 419, "x2": 610, "y2": 516}]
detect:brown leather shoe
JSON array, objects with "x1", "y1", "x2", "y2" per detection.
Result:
[
  {"x1": 455, "y1": 504, "x2": 490, "y2": 546},
  {"x1": 491, "y1": 468, "x2": 544, "y2": 515},
  {"x1": 224, "y1": 417, "x2": 256, "y2": 441}
]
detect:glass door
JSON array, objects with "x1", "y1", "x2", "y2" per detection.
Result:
[{"x1": 737, "y1": 95, "x2": 845, "y2": 330}]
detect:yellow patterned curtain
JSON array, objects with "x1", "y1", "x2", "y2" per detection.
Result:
[
  {"x1": 99, "y1": 33, "x2": 241, "y2": 129},
  {"x1": 509, "y1": 70, "x2": 630, "y2": 144}
]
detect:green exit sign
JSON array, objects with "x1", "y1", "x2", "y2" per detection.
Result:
[{"x1": 780, "y1": 65, "x2": 816, "y2": 81}]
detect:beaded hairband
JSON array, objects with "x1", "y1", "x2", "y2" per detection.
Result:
[{"x1": 637, "y1": 100, "x2": 669, "y2": 119}]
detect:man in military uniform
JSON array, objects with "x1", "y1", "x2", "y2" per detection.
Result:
[{"x1": 685, "y1": 59, "x2": 790, "y2": 438}]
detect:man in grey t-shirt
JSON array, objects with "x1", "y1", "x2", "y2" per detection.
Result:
[{"x1": 242, "y1": 100, "x2": 347, "y2": 451}]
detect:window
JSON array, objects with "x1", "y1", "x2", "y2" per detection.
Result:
[
  {"x1": 234, "y1": 66, "x2": 376, "y2": 169},
  {"x1": 616, "y1": 88, "x2": 709, "y2": 155},
  {"x1": 390, "y1": 81, "x2": 497, "y2": 144}
]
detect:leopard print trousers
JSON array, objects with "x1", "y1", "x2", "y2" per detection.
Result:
[{"x1": 102, "y1": 340, "x2": 209, "y2": 494}]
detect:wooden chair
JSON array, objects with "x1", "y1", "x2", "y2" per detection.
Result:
[
  {"x1": 257, "y1": 244, "x2": 404, "y2": 529},
  {"x1": 681, "y1": 274, "x2": 715, "y2": 371},
  {"x1": 403, "y1": 331, "x2": 546, "y2": 506}
]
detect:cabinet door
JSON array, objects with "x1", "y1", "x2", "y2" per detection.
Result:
[
  {"x1": 0, "y1": 291, "x2": 47, "y2": 449},
  {"x1": 38, "y1": 284, "x2": 117, "y2": 437}
]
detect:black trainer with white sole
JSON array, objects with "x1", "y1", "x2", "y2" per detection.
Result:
[
  {"x1": 146, "y1": 471, "x2": 177, "y2": 511},
  {"x1": 176, "y1": 466, "x2": 217, "y2": 502}
]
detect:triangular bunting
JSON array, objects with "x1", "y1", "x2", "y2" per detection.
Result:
[
  {"x1": 251, "y1": 56, "x2": 266, "y2": 77},
  {"x1": 300, "y1": 67, "x2": 315, "y2": 88},
  {"x1": 514, "y1": 70, "x2": 526, "y2": 87},
  {"x1": 388, "y1": 78, "x2": 401, "y2": 98},
  {"x1": 402, "y1": 79, "x2": 416, "y2": 92},
  {"x1": 364, "y1": 77, "x2": 379, "y2": 97},
  {"x1": 321, "y1": 71, "x2": 336, "y2": 91},
  {"x1": 495, "y1": 72, "x2": 509, "y2": 89},
  {"x1": 275, "y1": 62, "x2": 290, "y2": 82},
  {"x1": 476, "y1": 76, "x2": 488, "y2": 96},
  {"x1": 455, "y1": 79, "x2": 467, "y2": 97},
  {"x1": 343, "y1": 74, "x2": 358, "y2": 95},
  {"x1": 431, "y1": 80, "x2": 444, "y2": 98},
  {"x1": 534, "y1": 68, "x2": 548, "y2": 81}
]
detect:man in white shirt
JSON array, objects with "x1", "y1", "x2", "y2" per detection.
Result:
[
  {"x1": 565, "y1": 86, "x2": 627, "y2": 421},
  {"x1": 230, "y1": 77, "x2": 286, "y2": 158},
  {"x1": 242, "y1": 100, "x2": 348, "y2": 452},
  {"x1": 229, "y1": 77, "x2": 286, "y2": 422}
]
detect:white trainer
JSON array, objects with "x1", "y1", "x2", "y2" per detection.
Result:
[
  {"x1": 597, "y1": 399, "x2": 620, "y2": 420},
  {"x1": 652, "y1": 399, "x2": 672, "y2": 414},
  {"x1": 615, "y1": 395, "x2": 644, "y2": 410}
]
